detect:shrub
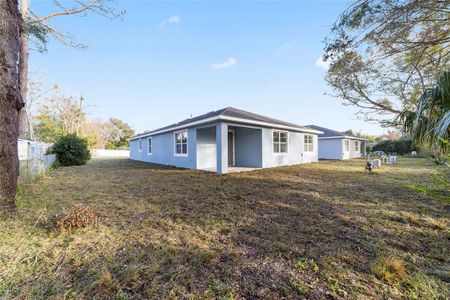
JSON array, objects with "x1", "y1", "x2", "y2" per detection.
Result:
[
  {"x1": 372, "y1": 139, "x2": 418, "y2": 155},
  {"x1": 52, "y1": 134, "x2": 91, "y2": 166},
  {"x1": 56, "y1": 204, "x2": 97, "y2": 231}
]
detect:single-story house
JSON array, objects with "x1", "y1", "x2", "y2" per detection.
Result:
[
  {"x1": 306, "y1": 125, "x2": 368, "y2": 160},
  {"x1": 129, "y1": 107, "x2": 323, "y2": 174}
]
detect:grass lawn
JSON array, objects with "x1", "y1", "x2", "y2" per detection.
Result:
[{"x1": 1, "y1": 158, "x2": 449, "y2": 299}]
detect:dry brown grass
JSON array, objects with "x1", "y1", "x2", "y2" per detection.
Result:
[
  {"x1": 371, "y1": 256, "x2": 408, "y2": 284},
  {"x1": 424, "y1": 217, "x2": 448, "y2": 230},
  {"x1": 401, "y1": 212, "x2": 420, "y2": 224},
  {"x1": 1, "y1": 157, "x2": 449, "y2": 299}
]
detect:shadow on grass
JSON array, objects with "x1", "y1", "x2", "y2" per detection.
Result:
[{"x1": 2, "y1": 158, "x2": 448, "y2": 299}]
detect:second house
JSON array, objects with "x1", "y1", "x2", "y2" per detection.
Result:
[{"x1": 307, "y1": 125, "x2": 368, "y2": 160}]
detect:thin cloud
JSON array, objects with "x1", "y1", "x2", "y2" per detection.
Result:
[
  {"x1": 315, "y1": 56, "x2": 330, "y2": 70},
  {"x1": 159, "y1": 15, "x2": 181, "y2": 28},
  {"x1": 274, "y1": 41, "x2": 294, "y2": 57},
  {"x1": 212, "y1": 57, "x2": 237, "y2": 69}
]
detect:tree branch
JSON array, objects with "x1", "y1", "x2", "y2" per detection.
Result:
[{"x1": 31, "y1": 0, "x2": 101, "y2": 23}]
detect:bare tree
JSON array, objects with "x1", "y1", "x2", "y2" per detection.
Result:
[
  {"x1": 81, "y1": 120, "x2": 116, "y2": 149},
  {"x1": 0, "y1": 0, "x2": 22, "y2": 212},
  {"x1": 33, "y1": 85, "x2": 88, "y2": 142},
  {"x1": 18, "y1": 0, "x2": 123, "y2": 138},
  {"x1": 25, "y1": 74, "x2": 50, "y2": 140}
]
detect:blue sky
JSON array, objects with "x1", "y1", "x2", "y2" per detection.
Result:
[{"x1": 30, "y1": 0, "x2": 384, "y2": 135}]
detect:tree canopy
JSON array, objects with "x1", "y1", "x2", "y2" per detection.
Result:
[
  {"x1": 104, "y1": 118, "x2": 135, "y2": 150},
  {"x1": 324, "y1": 0, "x2": 450, "y2": 126}
]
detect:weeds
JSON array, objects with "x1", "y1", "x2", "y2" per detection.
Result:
[
  {"x1": 294, "y1": 258, "x2": 319, "y2": 272},
  {"x1": 407, "y1": 164, "x2": 450, "y2": 203},
  {"x1": 206, "y1": 277, "x2": 234, "y2": 299},
  {"x1": 407, "y1": 272, "x2": 448, "y2": 300},
  {"x1": 371, "y1": 256, "x2": 408, "y2": 284},
  {"x1": 290, "y1": 279, "x2": 310, "y2": 294}
]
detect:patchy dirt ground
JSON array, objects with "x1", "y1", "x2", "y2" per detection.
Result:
[{"x1": 1, "y1": 158, "x2": 448, "y2": 299}]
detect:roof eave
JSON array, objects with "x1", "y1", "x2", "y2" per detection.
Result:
[
  {"x1": 129, "y1": 115, "x2": 322, "y2": 140},
  {"x1": 318, "y1": 135, "x2": 369, "y2": 141}
]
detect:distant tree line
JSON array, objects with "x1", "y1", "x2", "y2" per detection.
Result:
[
  {"x1": 372, "y1": 140, "x2": 418, "y2": 155},
  {"x1": 29, "y1": 79, "x2": 134, "y2": 150}
]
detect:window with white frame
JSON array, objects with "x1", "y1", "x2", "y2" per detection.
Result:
[
  {"x1": 174, "y1": 131, "x2": 188, "y2": 156},
  {"x1": 304, "y1": 135, "x2": 314, "y2": 152},
  {"x1": 147, "y1": 137, "x2": 152, "y2": 155},
  {"x1": 344, "y1": 140, "x2": 350, "y2": 152},
  {"x1": 139, "y1": 139, "x2": 142, "y2": 151},
  {"x1": 354, "y1": 140, "x2": 359, "y2": 152},
  {"x1": 273, "y1": 131, "x2": 288, "y2": 153}
]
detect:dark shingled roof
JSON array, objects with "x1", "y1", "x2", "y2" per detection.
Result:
[
  {"x1": 219, "y1": 107, "x2": 314, "y2": 130},
  {"x1": 306, "y1": 125, "x2": 367, "y2": 140},
  {"x1": 131, "y1": 107, "x2": 318, "y2": 140}
]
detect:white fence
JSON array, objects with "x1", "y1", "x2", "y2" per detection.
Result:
[
  {"x1": 18, "y1": 139, "x2": 52, "y2": 160},
  {"x1": 18, "y1": 139, "x2": 56, "y2": 184},
  {"x1": 91, "y1": 149, "x2": 130, "y2": 158}
]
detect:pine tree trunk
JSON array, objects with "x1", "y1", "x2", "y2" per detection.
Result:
[
  {"x1": 18, "y1": 0, "x2": 28, "y2": 139},
  {"x1": 0, "y1": 0, "x2": 22, "y2": 212}
]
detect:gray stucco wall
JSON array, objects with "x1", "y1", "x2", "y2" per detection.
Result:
[
  {"x1": 318, "y1": 138, "x2": 365, "y2": 160},
  {"x1": 196, "y1": 126, "x2": 217, "y2": 169},
  {"x1": 261, "y1": 128, "x2": 318, "y2": 168},
  {"x1": 318, "y1": 138, "x2": 344, "y2": 160},
  {"x1": 129, "y1": 127, "x2": 197, "y2": 169},
  {"x1": 233, "y1": 126, "x2": 263, "y2": 168}
]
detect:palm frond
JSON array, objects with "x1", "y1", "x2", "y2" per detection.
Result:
[
  {"x1": 401, "y1": 71, "x2": 450, "y2": 155},
  {"x1": 435, "y1": 111, "x2": 450, "y2": 138}
]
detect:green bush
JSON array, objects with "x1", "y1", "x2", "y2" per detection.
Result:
[
  {"x1": 372, "y1": 139, "x2": 418, "y2": 155},
  {"x1": 52, "y1": 134, "x2": 91, "y2": 166}
]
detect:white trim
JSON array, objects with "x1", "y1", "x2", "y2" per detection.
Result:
[
  {"x1": 174, "y1": 130, "x2": 188, "y2": 157},
  {"x1": 228, "y1": 129, "x2": 235, "y2": 166},
  {"x1": 304, "y1": 134, "x2": 314, "y2": 153},
  {"x1": 147, "y1": 137, "x2": 152, "y2": 155},
  {"x1": 344, "y1": 139, "x2": 350, "y2": 152},
  {"x1": 354, "y1": 140, "x2": 359, "y2": 152},
  {"x1": 130, "y1": 115, "x2": 323, "y2": 140},
  {"x1": 138, "y1": 139, "x2": 142, "y2": 152},
  {"x1": 272, "y1": 129, "x2": 289, "y2": 156},
  {"x1": 318, "y1": 135, "x2": 369, "y2": 141}
]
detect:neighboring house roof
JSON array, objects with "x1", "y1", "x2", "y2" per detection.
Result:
[
  {"x1": 131, "y1": 107, "x2": 322, "y2": 140},
  {"x1": 306, "y1": 125, "x2": 369, "y2": 141}
]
